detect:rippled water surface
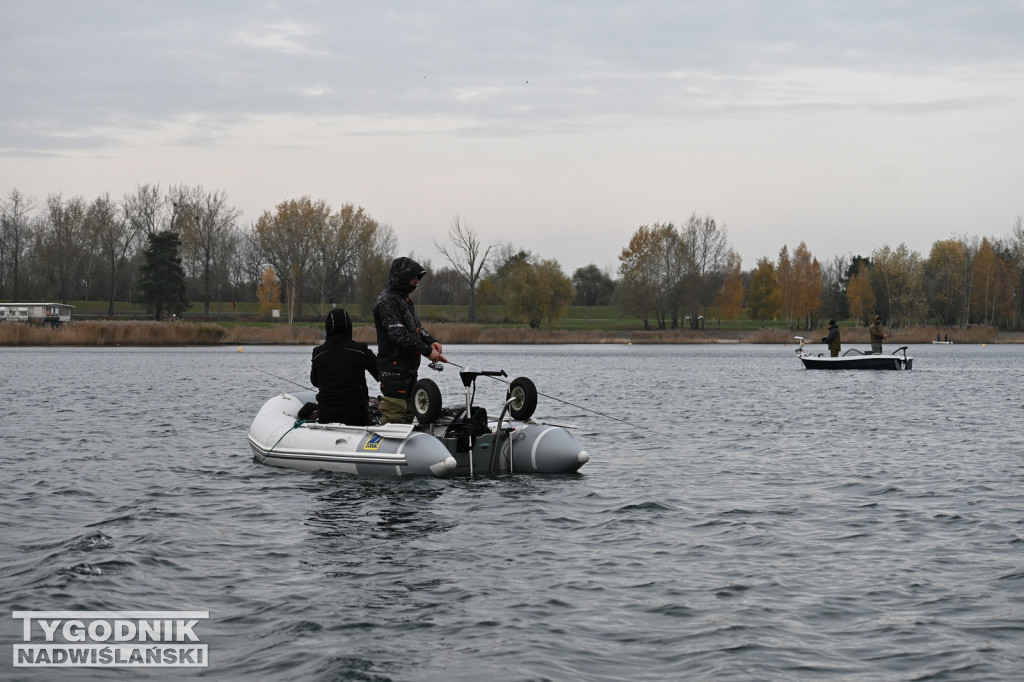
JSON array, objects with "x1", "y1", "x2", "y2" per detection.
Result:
[{"x1": 2, "y1": 343, "x2": 1022, "y2": 680}]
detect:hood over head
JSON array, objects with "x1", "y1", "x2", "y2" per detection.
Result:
[
  {"x1": 325, "y1": 308, "x2": 353, "y2": 339},
  {"x1": 388, "y1": 256, "x2": 427, "y2": 296}
]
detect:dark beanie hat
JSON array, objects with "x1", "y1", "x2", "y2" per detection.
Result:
[{"x1": 325, "y1": 308, "x2": 352, "y2": 339}]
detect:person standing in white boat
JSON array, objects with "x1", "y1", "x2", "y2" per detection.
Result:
[
  {"x1": 821, "y1": 320, "x2": 841, "y2": 357},
  {"x1": 868, "y1": 315, "x2": 888, "y2": 354},
  {"x1": 373, "y1": 257, "x2": 447, "y2": 425}
]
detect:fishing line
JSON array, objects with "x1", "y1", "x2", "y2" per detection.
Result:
[
  {"x1": 204, "y1": 370, "x2": 311, "y2": 436},
  {"x1": 257, "y1": 368, "x2": 313, "y2": 391},
  {"x1": 208, "y1": 423, "x2": 244, "y2": 433},
  {"x1": 440, "y1": 360, "x2": 672, "y2": 438}
]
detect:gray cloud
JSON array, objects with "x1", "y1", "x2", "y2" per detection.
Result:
[{"x1": 4, "y1": 0, "x2": 1023, "y2": 154}]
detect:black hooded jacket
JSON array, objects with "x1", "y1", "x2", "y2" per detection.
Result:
[
  {"x1": 372, "y1": 257, "x2": 438, "y2": 396},
  {"x1": 310, "y1": 308, "x2": 379, "y2": 424}
]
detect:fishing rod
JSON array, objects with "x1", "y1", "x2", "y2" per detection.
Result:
[
  {"x1": 257, "y1": 359, "x2": 672, "y2": 438},
  {"x1": 200, "y1": 369, "x2": 311, "y2": 435},
  {"x1": 257, "y1": 367, "x2": 313, "y2": 391},
  {"x1": 438, "y1": 360, "x2": 673, "y2": 438}
]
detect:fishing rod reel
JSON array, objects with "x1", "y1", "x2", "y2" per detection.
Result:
[{"x1": 427, "y1": 361, "x2": 445, "y2": 372}]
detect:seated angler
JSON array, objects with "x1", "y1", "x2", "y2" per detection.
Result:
[{"x1": 310, "y1": 308, "x2": 379, "y2": 426}]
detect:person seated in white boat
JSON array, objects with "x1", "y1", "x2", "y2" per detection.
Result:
[
  {"x1": 821, "y1": 319, "x2": 841, "y2": 357},
  {"x1": 310, "y1": 308, "x2": 379, "y2": 426},
  {"x1": 373, "y1": 256, "x2": 447, "y2": 425},
  {"x1": 868, "y1": 315, "x2": 888, "y2": 354}
]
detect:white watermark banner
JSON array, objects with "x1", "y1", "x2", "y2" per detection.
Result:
[{"x1": 12, "y1": 611, "x2": 209, "y2": 668}]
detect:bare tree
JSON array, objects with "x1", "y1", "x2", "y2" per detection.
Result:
[
  {"x1": 1, "y1": 188, "x2": 37, "y2": 300},
  {"x1": 231, "y1": 224, "x2": 266, "y2": 303},
  {"x1": 434, "y1": 215, "x2": 493, "y2": 323},
  {"x1": 254, "y1": 196, "x2": 329, "y2": 322},
  {"x1": 122, "y1": 184, "x2": 167, "y2": 237},
  {"x1": 86, "y1": 193, "x2": 143, "y2": 316},
  {"x1": 317, "y1": 203, "x2": 372, "y2": 311},
  {"x1": 820, "y1": 254, "x2": 850, "y2": 324},
  {"x1": 683, "y1": 213, "x2": 731, "y2": 328},
  {"x1": 41, "y1": 193, "x2": 88, "y2": 302},
  {"x1": 354, "y1": 222, "x2": 397, "y2": 318},
  {"x1": 1009, "y1": 216, "x2": 1024, "y2": 329},
  {"x1": 169, "y1": 185, "x2": 241, "y2": 314}
]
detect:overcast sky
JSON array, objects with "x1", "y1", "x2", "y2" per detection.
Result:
[{"x1": 2, "y1": 1, "x2": 1022, "y2": 275}]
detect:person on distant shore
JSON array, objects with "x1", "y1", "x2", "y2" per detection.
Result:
[
  {"x1": 373, "y1": 257, "x2": 446, "y2": 424},
  {"x1": 310, "y1": 308, "x2": 378, "y2": 425},
  {"x1": 821, "y1": 320, "x2": 841, "y2": 357},
  {"x1": 869, "y1": 315, "x2": 888, "y2": 354}
]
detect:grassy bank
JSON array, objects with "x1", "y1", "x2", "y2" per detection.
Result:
[{"x1": 0, "y1": 320, "x2": 1012, "y2": 347}]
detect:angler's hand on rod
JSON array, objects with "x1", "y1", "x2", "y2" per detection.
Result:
[{"x1": 427, "y1": 342, "x2": 447, "y2": 364}]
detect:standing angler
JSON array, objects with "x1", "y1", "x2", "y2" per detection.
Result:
[
  {"x1": 821, "y1": 319, "x2": 841, "y2": 357},
  {"x1": 373, "y1": 257, "x2": 447, "y2": 424},
  {"x1": 869, "y1": 315, "x2": 888, "y2": 354}
]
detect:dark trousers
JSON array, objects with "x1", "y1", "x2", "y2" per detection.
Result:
[{"x1": 317, "y1": 406, "x2": 371, "y2": 426}]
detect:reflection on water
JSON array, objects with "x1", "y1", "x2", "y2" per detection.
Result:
[{"x1": 303, "y1": 475, "x2": 451, "y2": 542}]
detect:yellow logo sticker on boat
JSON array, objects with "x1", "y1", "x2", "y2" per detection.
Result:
[{"x1": 363, "y1": 434, "x2": 383, "y2": 451}]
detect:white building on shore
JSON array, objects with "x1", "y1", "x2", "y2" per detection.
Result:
[{"x1": 0, "y1": 303, "x2": 74, "y2": 325}]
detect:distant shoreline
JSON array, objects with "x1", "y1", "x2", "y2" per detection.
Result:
[{"x1": 0, "y1": 320, "x2": 1017, "y2": 347}]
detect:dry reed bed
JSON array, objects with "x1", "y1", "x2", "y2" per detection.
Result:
[
  {"x1": 0, "y1": 320, "x2": 226, "y2": 346},
  {"x1": 221, "y1": 325, "x2": 323, "y2": 345}
]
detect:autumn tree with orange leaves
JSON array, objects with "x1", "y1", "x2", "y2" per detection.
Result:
[
  {"x1": 775, "y1": 242, "x2": 823, "y2": 329},
  {"x1": 846, "y1": 261, "x2": 876, "y2": 326},
  {"x1": 257, "y1": 266, "x2": 281, "y2": 318},
  {"x1": 746, "y1": 257, "x2": 781, "y2": 324},
  {"x1": 711, "y1": 252, "x2": 744, "y2": 321},
  {"x1": 971, "y1": 237, "x2": 1016, "y2": 326}
]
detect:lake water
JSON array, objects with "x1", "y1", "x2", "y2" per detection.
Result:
[{"x1": 1, "y1": 342, "x2": 1022, "y2": 680}]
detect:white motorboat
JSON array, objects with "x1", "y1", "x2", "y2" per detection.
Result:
[{"x1": 794, "y1": 336, "x2": 913, "y2": 370}]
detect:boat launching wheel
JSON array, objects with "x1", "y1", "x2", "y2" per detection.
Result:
[
  {"x1": 412, "y1": 378, "x2": 443, "y2": 424},
  {"x1": 508, "y1": 377, "x2": 538, "y2": 421}
]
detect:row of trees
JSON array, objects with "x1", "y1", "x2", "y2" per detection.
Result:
[
  {"x1": 743, "y1": 228, "x2": 1024, "y2": 330},
  {"x1": 615, "y1": 213, "x2": 737, "y2": 330},
  {"x1": 2, "y1": 185, "x2": 1022, "y2": 329},
  {"x1": 0, "y1": 185, "x2": 245, "y2": 318},
  {"x1": 0, "y1": 186, "x2": 577, "y2": 327},
  {"x1": 612, "y1": 214, "x2": 1024, "y2": 331}
]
